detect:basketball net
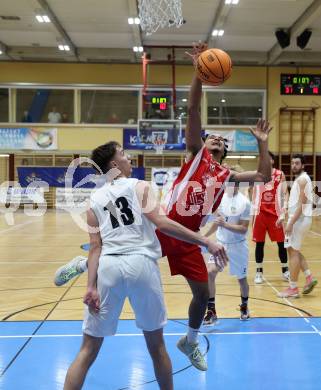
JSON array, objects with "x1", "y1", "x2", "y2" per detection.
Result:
[
  {"x1": 138, "y1": 0, "x2": 184, "y2": 35},
  {"x1": 152, "y1": 131, "x2": 167, "y2": 154}
]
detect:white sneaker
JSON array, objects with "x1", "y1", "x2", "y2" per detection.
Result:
[
  {"x1": 254, "y1": 272, "x2": 264, "y2": 284},
  {"x1": 54, "y1": 256, "x2": 87, "y2": 286},
  {"x1": 177, "y1": 336, "x2": 207, "y2": 371},
  {"x1": 282, "y1": 271, "x2": 290, "y2": 281}
]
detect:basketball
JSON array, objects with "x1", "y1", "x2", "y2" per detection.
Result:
[{"x1": 196, "y1": 48, "x2": 232, "y2": 85}]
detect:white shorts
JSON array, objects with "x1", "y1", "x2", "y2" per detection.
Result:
[
  {"x1": 82, "y1": 254, "x2": 167, "y2": 337},
  {"x1": 284, "y1": 216, "x2": 312, "y2": 251},
  {"x1": 209, "y1": 240, "x2": 249, "y2": 279}
]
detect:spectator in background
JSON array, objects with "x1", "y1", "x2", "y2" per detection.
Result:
[
  {"x1": 108, "y1": 113, "x2": 120, "y2": 123},
  {"x1": 21, "y1": 110, "x2": 32, "y2": 123},
  {"x1": 48, "y1": 106, "x2": 62, "y2": 124},
  {"x1": 61, "y1": 112, "x2": 69, "y2": 123}
]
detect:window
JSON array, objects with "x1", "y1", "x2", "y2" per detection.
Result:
[
  {"x1": 81, "y1": 90, "x2": 138, "y2": 124},
  {"x1": 207, "y1": 91, "x2": 264, "y2": 125},
  {"x1": 175, "y1": 91, "x2": 189, "y2": 125},
  {"x1": 16, "y1": 89, "x2": 74, "y2": 123},
  {"x1": 0, "y1": 88, "x2": 9, "y2": 122}
]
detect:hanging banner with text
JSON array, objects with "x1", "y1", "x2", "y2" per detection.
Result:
[{"x1": 0, "y1": 128, "x2": 58, "y2": 150}]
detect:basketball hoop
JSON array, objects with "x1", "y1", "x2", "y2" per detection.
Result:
[
  {"x1": 152, "y1": 131, "x2": 167, "y2": 154},
  {"x1": 138, "y1": 0, "x2": 184, "y2": 35}
]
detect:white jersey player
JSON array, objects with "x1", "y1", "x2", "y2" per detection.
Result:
[
  {"x1": 278, "y1": 154, "x2": 317, "y2": 298},
  {"x1": 203, "y1": 181, "x2": 251, "y2": 324},
  {"x1": 63, "y1": 141, "x2": 228, "y2": 389}
]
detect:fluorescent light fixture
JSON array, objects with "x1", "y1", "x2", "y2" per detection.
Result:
[
  {"x1": 133, "y1": 46, "x2": 138, "y2": 52},
  {"x1": 64, "y1": 45, "x2": 70, "y2": 51},
  {"x1": 58, "y1": 44, "x2": 64, "y2": 51},
  {"x1": 212, "y1": 29, "x2": 224, "y2": 36},
  {"x1": 221, "y1": 98, "x2": 226, "y2": 103},
  {"x1": 0, "y1": 50, "x2": 3, "y2": 55},
  {"x1": 0, "y1": 154, "x2": 9, "y2": 157},
  {"x1": 226, "y1": 155, "x2": 256, "y2": 159},
  {"x1": 182, "y1": 98, "x2": 187, "y2": 102},
  {"x1": 43, "y1": 15, "x2": 50, "y2": 23},
  {"x1": 128, "y1": 17, "x2": 134, "y2": 24},
  {"x1": 225, "y1": 0, "x2": 239, "y2": 4},
  {"x1": 134, "y1": 17, "x2": 140, "y2": 24},
  {"x1": 133, "y1": 46, "x2": 143, "y2": 52},
  {"x1": 36, "y1": 15, "x2": 44, "y2": 23}
]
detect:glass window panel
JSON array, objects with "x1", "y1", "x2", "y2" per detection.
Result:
[
  {"x1": 175, "y1": 91, "x2": 189, "y2": 125},
  {"x1": 81, "y1": 90, "x2": 138, "y2": 124},
  {"x1": 16, "y1": 89, "x2": 74, "y2": 123},
  {"x1": 207, "y1": 91, "x2": 264, "y2": 125},
  {"x1": 0, "y1": 88, "x2": 9, "y2": 122},
  {"x1": 143, "y1": 91, "x2": 172, "y2": 120}
]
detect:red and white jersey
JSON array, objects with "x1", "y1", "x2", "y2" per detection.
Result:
[
  {"x1": 252, "y1": 168, "x2": 284, "y2": 216},
  {"x1": 164, "y1": 146, "x2": 230, "y2": 232}
]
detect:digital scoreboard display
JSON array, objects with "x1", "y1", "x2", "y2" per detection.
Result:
[{"x1": 280, "y1": 74, "x2": 321, "y2": 95}]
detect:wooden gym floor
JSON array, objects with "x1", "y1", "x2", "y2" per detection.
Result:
[{"x1": 0, "y1": 210, "x2": 320, "y2": 322}]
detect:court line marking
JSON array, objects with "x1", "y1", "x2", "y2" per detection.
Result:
[
  {"x1": 264, "y1": 275, "x2": 321, "y2": 336},
  {"x1": 0, "y1": 330, "x2": 318, "y2": 339},
  {"x1": 0, "y1": 220, "x2": 37, "y2": 235}
]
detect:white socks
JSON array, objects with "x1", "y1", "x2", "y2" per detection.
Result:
[
  {"x1": 289, "y1": 281, "x2": 298, "y2": 289},
  {"x1": 304, "y1": 269, "x2": 311, "y2": 277},
  {"x1": 187, "y1": 327, "x2": 199, "y2": 344}
]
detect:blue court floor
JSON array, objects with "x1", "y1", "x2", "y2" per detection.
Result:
[{"x1": 1, "y1": 317, "x2": 321, "y2": 390}]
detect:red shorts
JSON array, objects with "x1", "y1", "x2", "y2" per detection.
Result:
[
  {"x1": 252, "y1": 211, "x2": 285, "y2": 242},
  {"x1": 156, "y1": 230, "x2": 208, "y2": 283}
]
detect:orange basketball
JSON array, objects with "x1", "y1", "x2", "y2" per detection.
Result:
[{"x1": 196, "y1": 48, "x2": 232, "y2": 86}]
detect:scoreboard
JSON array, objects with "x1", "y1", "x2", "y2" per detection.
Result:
[{"x1": 280, "y1": 74, "x2": 321, "y2": 95}]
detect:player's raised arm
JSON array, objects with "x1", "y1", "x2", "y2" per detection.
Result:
[
  {"x1": 185, "y1": 43, "x2": 208, "y2": 159},
  {"x1": 229, "y1": 119, "x2": 272, "y2": 184}
]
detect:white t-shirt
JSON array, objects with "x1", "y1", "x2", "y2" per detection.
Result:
[
  {"x1": 48, "y1": 111, "x2": 61, "y2": 123},
  {"x1": 288, "y1": 171, "x2": 313, "y2": 218},
  {"x1": 90, "y1": 178, "x2": 162, "y2": 259},
  {"x1": 216, "y1": 191, "x2": 251, "y2": 244}
]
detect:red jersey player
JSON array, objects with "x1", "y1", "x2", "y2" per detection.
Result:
[
  {"x1": 54, "y1": 43, "x2": 272, "y2": 372},
  {"x1": 252, "y1": 151, "x2": 289, "y2": 284}
]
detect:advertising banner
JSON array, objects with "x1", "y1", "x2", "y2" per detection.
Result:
[{"x1": 0, "y1": 128, "x2": 57, "y2": 150}]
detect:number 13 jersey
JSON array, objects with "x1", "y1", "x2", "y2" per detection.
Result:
[{"x1": 90, "y1": 177, "x2": 161, "y2": 259}]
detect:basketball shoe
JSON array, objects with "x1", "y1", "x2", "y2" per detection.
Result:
[
  {"x1": 177, "y1": 336, "x2": 207, "y2": 371},
  {"x1": 302, "y1": 276, "x2": 318, "y2": 295},
  {"x1": 254, "y1": 272, "x2": 264, "y2": 284},
  {"x1": 203, "y1": 308, "x2": 218, "y2": 326},
  {"x1": 54, "y1": 256, "x2": 87, "y2": 286},
  {"x1": 240, "y1": 303, "x2": 250, "y2": 320},
  {"x1": 277, "y1": 286, "x2": 299, "y2": 298}
]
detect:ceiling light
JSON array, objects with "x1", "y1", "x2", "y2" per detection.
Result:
[
  {"x1": 258, "y1": 108, "x2": 262, "y2": 112},
  {"x1": 225, "y1": 0, "x2": 239, "y2": 4},
  {"x1": 213, "y1": 107, "x2": 218, "y2": 111},
  {"x1": 182, "y1": 98, "x2": 187, "y2": 102},
  {"x1": 58, "y1": 44, "x2": 65, "y2": 51},
  {"x1": 134, "y1": 17, "x2": 140, "y2": 24},
  {"x1": 36, "y1": 15, "x2": 44, "y2": 23},
  {"x1": 178, "y1": 107, "x2": 183, "y2": 110},
  {"x1": 0, "y1": 154, "x2": 9, "y2": 157},
  {"x1": 64, "y1": 45, "x2": 70, "y2": 51},
  {"x1": 221, "y1": 98, "x2": 226, "y2": 103},
  {"x1": 43, "y1": 15, "x2": 50, "y2": 23},
  {"x1": 133, "y1": 46, "x2": 138, "y2": 52},
  {"x1": 128, "y1": 17, "x2": 134, "y2": 24},
  {"x1": 212, "y1": 29, "x2": 224, "y2": 37},
  {"x1": 133, "y1": 46, "x2": 143, "y2": 52},
  {"x1": 0, "y1": 50, "x2": 2, "y2": 55}
]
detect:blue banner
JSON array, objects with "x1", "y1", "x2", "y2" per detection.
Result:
[
  {"x1": 17, "y1": 167, "x2": 145, "y2": 188},
  {"x1": 234, "y1": 130, "x2": 258, "y2": 152},
  {"x1": 123, "y1": 128, "x2": 186, "y2": 150}
]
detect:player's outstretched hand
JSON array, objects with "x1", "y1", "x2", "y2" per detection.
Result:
[
  {"x1": 185, "y1": 41, "x2": 208, "y2": 67},
  {"x1": 250, "y1": 119, "x2": 272, "y2": 143},
  {"x1": 84, "y1": 287, "x2": 100, "y2": 314},
  {"x1": 207, "y1": 241, "x2": 228, "y2": 269}
]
